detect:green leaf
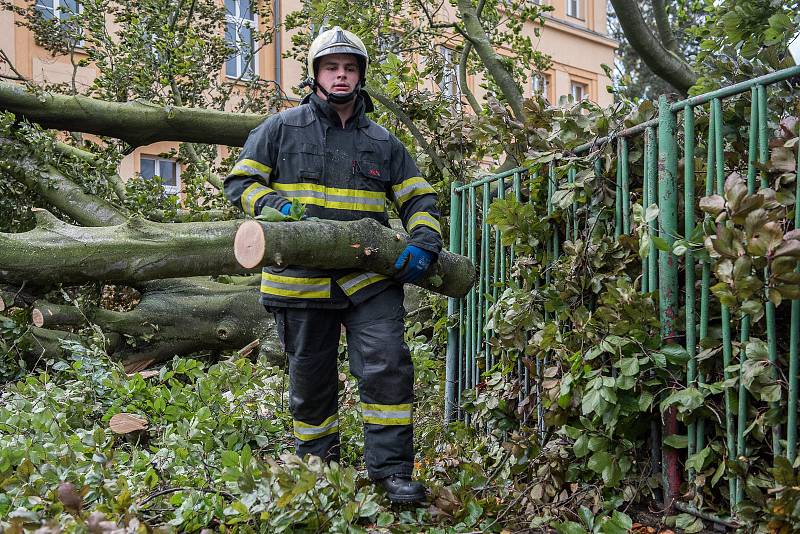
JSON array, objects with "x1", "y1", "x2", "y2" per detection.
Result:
[
  {"x1": 573, "y1": 434, "x2": 590, "y2": 458},
  {"x1": 651, "y1": 235, "x2": 670, "y2": 252},
  {"x1": 618, "y1": 356, "x2": 639, "y2": 376},
  {"x1": 686, "y1": 446, "x2": 712, "y2": 472},
  {"x1": 554, "y1": 520, "x2": 588, "y2": 534},
  {"x1": 254, "y1": 206, "x2": 288, "y2": 222},
  {"x1": 660, "y1": 387, "x2": 705, "y2": 414},
  {"x1": 587, "y1": 451, "x2": 612, "y2": 474},
  {"x1": 663, "y1": 434, "x2": 688, "y2": 449},
  {"x1": 578, "y1": 506, "x2": 594, "y2": 530},
  {"x1": 376, "y1": 511, "x2": 394, "y2": 526},
  {"x1": 661, "y1": 345, "x2": 690, "y2": 365}
]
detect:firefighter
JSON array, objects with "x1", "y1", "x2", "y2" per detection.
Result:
[{"x1": 223, "y1": 26, "x2": 442, "y2": 503}]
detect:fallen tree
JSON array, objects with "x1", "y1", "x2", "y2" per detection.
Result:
[
  {"x1": 30, "y1": 278, "x2": 282, "y2": 366},
  {"x1": 0, "y1": 81, "x2": 263, "y2": 147}
]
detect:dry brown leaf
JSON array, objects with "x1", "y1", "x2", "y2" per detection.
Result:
[{"x1": 123, "y1": 358, "x2": 154, "y2": 374}]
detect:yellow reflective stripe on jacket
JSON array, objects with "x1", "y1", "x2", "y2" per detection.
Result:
[
  {"x1": 392, "y1": 177, "x2": 435, "y2": 207},
  {"x1": 337, "y1": 271, "x2": 389, "y2": 296},
  {"x1": 230, "y1": 159, "x2": 272, "y2": 179},
  {"x1": 408, "y1": 211, "x2": 442, "y2": 234},
  {"x1": 241, "y1": 183, "x2": 274, "y2": 217},
  {"x1": 361, "y1": 403, "x2": 412, "y2": 426},
  {"x1": 272, "y1": 182, "x2": 386, "y2": 212},
  {"x1": 260, "y1": 272, "x2": 331, "y2": 299},
  {"x1": 293, "y1": 414, "x2": 338, "y2": 441}
]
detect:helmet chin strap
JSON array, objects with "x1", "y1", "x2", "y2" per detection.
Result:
[{"x1": 315, "y1": 80, "x2": 362, "y2": 104}]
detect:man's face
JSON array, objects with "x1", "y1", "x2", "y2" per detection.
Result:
[{"x1": 315, "y1": 54, "x2": 360, "y2": 99}]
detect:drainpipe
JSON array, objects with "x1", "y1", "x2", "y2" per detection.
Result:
[{"x1": 273, "y1": 0, "x2": 281, "y2": 90}]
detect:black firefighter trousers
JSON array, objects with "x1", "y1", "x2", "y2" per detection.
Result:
[{"x1": 271, "y1": 286, "x2": 414, "y2": 480}]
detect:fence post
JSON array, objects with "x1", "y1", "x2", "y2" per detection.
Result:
[
  {"x1": 657, "y1": 95, "x2": 681, "y2": 503},
  {"x1": 445, "y1": 181, "x2": 463, "y2": 424}
]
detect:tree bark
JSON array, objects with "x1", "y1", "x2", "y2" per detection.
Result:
[
  {"x1": 0, "y1": 209, "x2": 250, "y2": 285},
  {"x1": 609, "y1": 0, "x2": 696, "y2": 95},
  {"x1": 0, "y1": 81, "x2": 264, "y2": 147},
  {"x1": 651, "y1": 0, "x2": 679, "y2": 56},
  {"x1": 234, "y1": 218, "x2": 475, "y2": 298},
  {"x1": 30, "y1": 278, "x2": 282, "y2": 365},
  {"x1": 1, "y1": 138, "x2": 128, "y2": 226},
  {"x1": 456, "y1": 0, "x2": 525, "y2": 121}
]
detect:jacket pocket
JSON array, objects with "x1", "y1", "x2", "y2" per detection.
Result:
[{"x1": 281, "y1": 142, "x2": 324, "y2": 183}]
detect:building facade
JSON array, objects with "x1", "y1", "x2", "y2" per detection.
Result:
[{"x1": 0, "y1": 0, "x2": 617, "y2": 189}]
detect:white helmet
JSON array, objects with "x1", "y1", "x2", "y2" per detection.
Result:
[{"x1": 307, "y1": 26, "x2": 369, "y2": 83}]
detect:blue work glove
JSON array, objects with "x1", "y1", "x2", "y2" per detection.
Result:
[
  {"x1": 394, "y1": 244, "x2": 435, "y2": 283},
  {"x1": 279, "y1": 203, "x2": 292, "y2": 216}
]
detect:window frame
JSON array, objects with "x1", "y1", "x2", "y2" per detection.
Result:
[
  {"x1": 140, "y1": 155, "x2": 181, "y2": 195},
  {"x1": 35, "y1": 0, "x2": 84, "y2": 47},
  {"x1": 224, "y1": 0, "x2": 258, "y2": 81},
  {"x1": 438, "y1": 46, "x2": 460, "y2": 100},
  {"x1": 532, "y1": 71, "x2": 551, "y2": 100},
  {"x1": 565, "y1": 0, "x2": 581, "y2": 19},
  {"x1": 570, "y1": 81, "x2": 587, "y2": 102}
]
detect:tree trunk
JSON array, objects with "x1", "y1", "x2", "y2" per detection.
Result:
[
  {"x1": 456, "y1": 0, "x2": 525, "y2": 122},
  {"x1": 609, "y1": 0, "x2": 696, "y2": 94},
  {"x1": 234, "y1": 218, "x2": 475, "y2": 298},
  {"x1": 0, "y1": 81, "x2": 264, "y2": 147},
  {"x1": 29, "y1": 278, "x2": 282, "y2": 366},
  {"x1": 1, "y1": 212, "x2": 475, "y2": 297},
  {"x1": 0, "y1": 209, "x2": 250, "y2": 285}
]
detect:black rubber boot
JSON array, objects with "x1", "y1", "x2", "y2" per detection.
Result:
[{"x1": 377, "y1": 474, "x2": 426, "y2": 503}]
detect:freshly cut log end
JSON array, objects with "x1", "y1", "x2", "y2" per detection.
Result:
[
  {"x1": 109, "y1": 413, "x2": 148, "y2": 434},
  {"x1": 32, "y1": 308, "x2": 44, "y2": 327},
  {"x1": 234, "y1": 220, "x2": 267, "y2": 269}
]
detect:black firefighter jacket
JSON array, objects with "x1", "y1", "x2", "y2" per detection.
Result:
[{"x1": 224, "y1": 93, "x2": 443, "y2": 309}]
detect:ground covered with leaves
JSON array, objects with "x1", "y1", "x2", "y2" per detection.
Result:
[{"x1": 0, "y1": 318, "x2": 635, "y2": 533}]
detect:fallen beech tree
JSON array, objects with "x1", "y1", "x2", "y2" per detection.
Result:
[
  {"x1": 1, "y1": 211, "x2": 474, "y2": 298},
  {"x1": 0, "y1": 88, "x2": 474, "y2": 368},
  {"x1": 30, "y1": 278, "x2": 283, "y2": 366}
]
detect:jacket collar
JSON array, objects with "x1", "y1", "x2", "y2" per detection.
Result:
[{"x1": 301, "y1": 91, "x2": 373, "y2": 129}]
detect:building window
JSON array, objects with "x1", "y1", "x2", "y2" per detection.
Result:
[
  {"x1": 566, "y1": 0, "x2": 580, "y2": 19},
  {"x1": 35, "y1": 0, "x2": 78, "y2": 21},
  {"x1": 140, "y1": 156, "x2": 180, "y2": 195},
  {"x1": 225, "y1": 0, "x2": 256, "y2": 79},
  {"x1": 35, "y1": 0, "x2": 83, "y2": 45},
  {"x1": 532, "y1": 72, "x2": 550, "y2": 99},
  {"x1": 571, "y1": 82, "x2": 587, "y2": 101},
  {"x1": 439, "y1": 46, "x2": 459, "y2": 99}
]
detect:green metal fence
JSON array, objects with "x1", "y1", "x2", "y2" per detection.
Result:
[{"x1": 445, "y1": 65, "x2": 800, "y2": 512}]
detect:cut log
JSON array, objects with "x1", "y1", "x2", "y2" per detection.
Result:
[
  {"x1": 0, "y1": 81, "x2": 264, "y2": 147},
  {"x1": 234, "y1": 219, "x2": 475, "y2": 298}
]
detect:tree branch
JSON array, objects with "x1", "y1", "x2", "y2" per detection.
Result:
[
  {"x1": 651, "y1": 0, "x2": 679, "y2": 55},
  {"x1": 455, "y1": 0, "x2": 524, "y2": 121},
  {"x1": 610, "y1": 0, "x2": 696, "y2": 94},
  {"x1": 52, "y1": 141, "x2": 128, "y2": 202},
  {"x1": 457, "y1": 0, "x2": 487, "y2": 115},
  {"x1": 0, "y1": 81, "x2": 265, "y2": 147},
  {"x1": 0, "y1": 138, "x2": 128, "y2": 226},
  {"x1": 367, "y1": 85, "x2": 449, "y2": 176}
]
